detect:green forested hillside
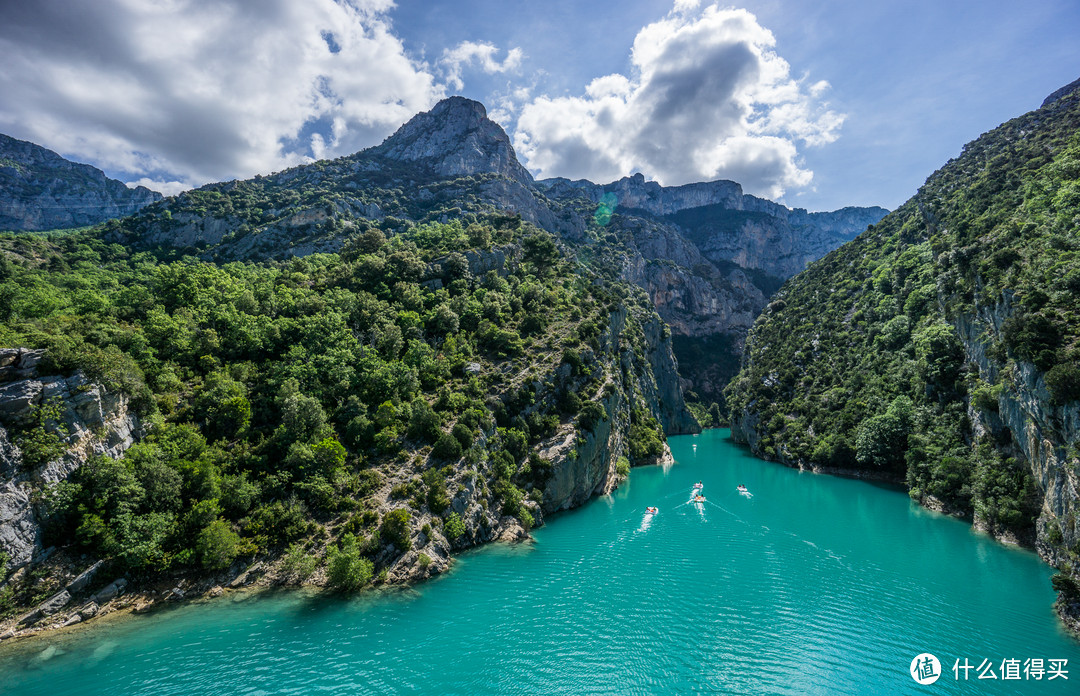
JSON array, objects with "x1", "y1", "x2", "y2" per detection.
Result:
[
  {"x1": 726, "y1": 83, "x2": 1080, "y2": 609},
  {"x1": 0, "y1": 213, "x2": 682, "y2": 614}
]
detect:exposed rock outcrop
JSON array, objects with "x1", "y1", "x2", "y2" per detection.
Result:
[
  {"x1": 373, "y1": 97, "x2": 534, "y2": 187},
  {"x1": 0, "y1": 353, "x2": 142, "y2": 570},
  {"x1": 537, "y1": 173, "x2": 888, "y2": 279}
]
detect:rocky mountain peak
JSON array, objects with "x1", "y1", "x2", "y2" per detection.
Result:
[
  {"x1": 1041, "y1": 76, "x2": 1080, "y2": 107},
  {"x1": 372, "y1": 96, "x2": 533, "y2": 185}
]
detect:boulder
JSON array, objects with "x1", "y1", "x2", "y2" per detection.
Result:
[
  {"x1": 65, "y1": 559, "x2": 103, "y2": 594},
  {"x1": 39, "y1": 589, "x2": 71, "y2": 616},
  {"x1": 91, "y1": 578, "x2": 127, "y2": 603}
]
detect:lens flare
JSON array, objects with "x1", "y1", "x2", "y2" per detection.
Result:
[{"x1": 594, "y1": 192, "x2": 618, "y2": 226}]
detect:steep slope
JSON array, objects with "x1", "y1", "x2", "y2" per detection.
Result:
[
  {"x1": 0, "y1": 134, "x2": 161, "y2": 231},
  {"x1": 726, "y1": 79, "x2": 1080, "y2": 631},
  {"x1": 537, "y1": 173, "x2": 885, "y2": 407}
]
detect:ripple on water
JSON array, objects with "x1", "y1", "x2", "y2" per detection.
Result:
[{"x1": 2, "y1": 430, "x2": 1079, "y2": 695}]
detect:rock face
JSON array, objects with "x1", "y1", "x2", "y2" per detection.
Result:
[
  {"x1": 538, "y1": 173, "x2": 888, "y2": 279},
  {"x1": 0, "y1": 133, "x2": 161, "y2": 231},
  {"x1": 954, "y1": 303, "x2": 1080, "y2": 557},
  {"x1": 539, "y1": 304, "x2": 696, "y2": 513},
  {"x1": 0, "y1": 352, "x2": 141, "y2": 570},
  {"x1": 373, "y1": 97, "x2": 534, "y2": 187}
]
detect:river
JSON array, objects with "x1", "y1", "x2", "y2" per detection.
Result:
[{"x1": 2, "y1": 429, "x2": 1077, "y2": 694}]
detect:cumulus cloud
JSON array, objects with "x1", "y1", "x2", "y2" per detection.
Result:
[
  {"x1": 0, "y1": 0, "x2": 445, "y2": 192},
  {"x1": 513, "y1": 3, "x2": 845, "y2": 199},
  {"x1": 440, "y1": 41, "x2": 524, "y2": 91},
  {"x1": 128, "y1": 178, "x2": 191, "y2": 197}
]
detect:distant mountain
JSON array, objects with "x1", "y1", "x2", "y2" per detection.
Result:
[
  {"x1": 0, "y1": 133, "x2": 161, "y2": 231},
  {"x1": 538, "y1": 173, "x2": 887, "y2": 279},
  {"x1": 112, "y1": 97, "x2": 885, "y2": 406}
]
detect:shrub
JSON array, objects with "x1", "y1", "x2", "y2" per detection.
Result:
[
  {"x1": 280, "y1": 542, "x2": 318, "y2": 582},
  {"x1": 1045, "y1": 362, "x2": 1080, "y2": 404},
  {"x1": 15, "y1": 398, "x2": 69, "y2": 469},
  {"x1": 407, "y1": 398, "x2": 442, "y2": 443},
  {"x1": 196, "y1": 519, "x2": 242, "y2": 570},
  {"x1": 380, "y1": 508, "x2": 412, "y2": 551},
  {"x1": 423, "y1": 469, "x2": 450, "y2": 513},
  {"x1": 451, "y1": 422, "x2": 474, "y2": 449},
  {"x1": 432, "y1": 432, "x2": 463, "y2": 460},
  {"x1": 855, "y1": 397, "x2": 913, "y2": 470},
  {"x1": 444, "y1": 512, "x2": 466, "y2": 541},
  {"x1": 1051, "y1": 571, "x2": 1080, "y2": 602},
  {"x1": 578, "y1": 401, "x2": 606, "y2": 432},
  {"x1": 326, "y1": 533, "x2": 373, "y2": 591}
]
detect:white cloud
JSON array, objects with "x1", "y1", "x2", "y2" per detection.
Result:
[
  {"x1": 513, "y1": 3, "x2": 845, "y2": 199},
  {"x1": 0, "y1": 0, "x2": 445, "y2": 189},
  {"x1": 440, "y1": 41, "x2": 524, "y2": 91},
  {"x1": 127, "y1": 178, "x2": 191, "y2": 197}
]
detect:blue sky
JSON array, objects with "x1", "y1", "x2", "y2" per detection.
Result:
[{"x1": 0, "y1": 0, "x2": 1076, "y2": 211}]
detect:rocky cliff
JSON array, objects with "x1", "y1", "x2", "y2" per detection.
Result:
[
  {"x1": 0, "y1": 134, "x2": 161, "y2": 231},
  {"x1": 372, "y1": 97, "x2": 534, "y2": 187},
  {"x1": 0, "y1": 349, "x2": 141, "y2": 572},
  {"x1": 538, "y1": 173, "x2": 888, "y2": 279}
]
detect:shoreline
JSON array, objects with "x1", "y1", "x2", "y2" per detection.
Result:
[{"x1": 0, "y1": 530, "x2": 543, "y2": 651}]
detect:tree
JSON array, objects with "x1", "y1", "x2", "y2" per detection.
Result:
[
  {"x1": 326, "y1": 533, "x2": 373, "y2": 590},
  {"x1": 111, "y1": 512, "x2": 175, "y2": 571},
  {"x1": 522, "y1": 233, "x2": 560, "y2": 274},
  {"x1": 1045, "y1": 362, "x2": 1080, "y2": 404},
  {"x1": 855, "y1": 396, "x2": 913, "y2": 470},
  {"x1": 432, "y1": 432, "x2": 463, "y2": 460},
  {"x1": 278, "y1": 391, "x2": 328, "y2": 445},
  {"x1": 578, "y1": 401, "x2": 606, "y2": 432},
  {"x1": 407, "y1": 397, "x2": 442, "y2": 443},
  {"x1": 196, "y1": 519, "x2": 242, "y2": 570},
  {"x1": 281, "y1": 542, "x2": 318, "y2": 583},
  {"x1": 424, "y1": 469, "x2": 450, "y2": 513},
  {"x1": 380, "y1": 508, "x2": 412, "y2": 551},
  {"x1": 15, "y1": 398, "x2": 69, "y2": 469},
  {"x1": 708, "y1": 402, "x2": 722, "y2": 427},
  {"x1": 444, "y1": 512, "x2": 466, "y2": 541},
  {"x1": 915, "y1": 323, "x2": 965, "y2": 388}
]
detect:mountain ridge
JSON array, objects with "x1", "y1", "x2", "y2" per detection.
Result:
[
  {"x1": 0, "y1": 134, "x2": 162, "y2": 231},
  {"x1": 108, "y1": 96, "x2": 884, "y2": 407}
]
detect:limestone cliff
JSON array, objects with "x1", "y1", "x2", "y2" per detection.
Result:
[
  {"x1": 0, "y1": 349, "x2": 141, "y2": 571},
  {"x1": 537, "y1": 173, "x2": 888, "y2": 280},
  {"x1": 0, "y1": 134, "x2": 161, "y2": 231}
]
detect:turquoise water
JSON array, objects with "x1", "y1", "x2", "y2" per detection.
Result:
[{"x1": 2, "y1": 429, "x2": 1078, "y2": 695}]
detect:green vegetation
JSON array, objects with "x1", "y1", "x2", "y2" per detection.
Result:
[
  {"x1": 326, "y1": 533, "x2": 374, "y2": 590},
  {"x1": 726, "y1": 87, "x2": 1080, "y2": 540},
  {"x1": 443, "y1": 512, "x2": 466, "y2": 541},
  {"x1": 280, "y1": 542, "x2": 319, "y2": 582},
  {"x1": 0, "y1": 211, "x2": 669, "y2": 585}
]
